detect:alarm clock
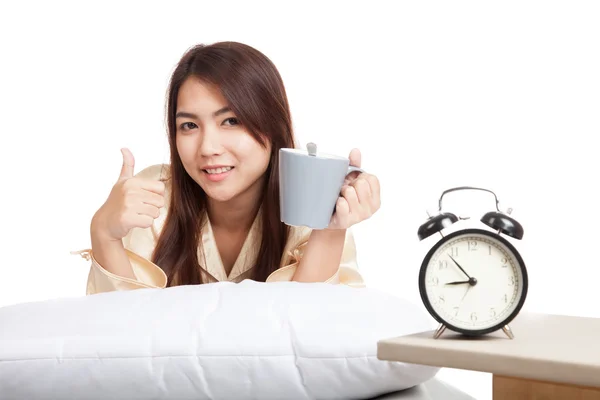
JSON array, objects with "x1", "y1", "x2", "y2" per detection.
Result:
[{"x1": 417, "y1": 186, "x2": 528, "y2": 340}]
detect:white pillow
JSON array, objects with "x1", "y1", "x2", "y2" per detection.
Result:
[{"x1": 0, "y1": 280, "x2": 439, "y2": 399}]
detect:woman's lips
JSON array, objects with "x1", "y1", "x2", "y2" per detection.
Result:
[{"x1": 203, "y1": 166, "x2": 234, "y2": 182}]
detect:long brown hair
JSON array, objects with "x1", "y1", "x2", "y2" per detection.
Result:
[{"x1": 151, "y1": 41, "x2": 296, "y2": 286}]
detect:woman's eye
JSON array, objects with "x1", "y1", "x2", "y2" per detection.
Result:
[
  {"x1": 222, "y1": 117, "x2": 239, "y2": 126},
  {"x1": 180, "y1": 122, "x2": 197, "y2": 131}
]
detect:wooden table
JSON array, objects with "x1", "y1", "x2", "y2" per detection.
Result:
[{"x1": 377, "y1": 312, "x2": 600, "y2": 399}]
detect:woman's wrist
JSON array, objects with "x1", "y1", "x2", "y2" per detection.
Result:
[
  {"x1": 90, "y1": 211, "x2": 116, "y2": 243},
  {"x1": 291, "y1": 228, "x2": 347, "y2": 282},
  {"x1": 311, "y1": 227, "x2": 347, "y2": 242},
  {"x1": 89, "y1": 214, "x2": 135, "y2": 279}
]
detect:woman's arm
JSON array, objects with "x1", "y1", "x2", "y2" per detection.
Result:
[
  {"x1": 90, "y1": 215, "x2": 137, "y2": 280},
  {"x1": 291, "y1": 229, "x2": 347, "y2": 282}
]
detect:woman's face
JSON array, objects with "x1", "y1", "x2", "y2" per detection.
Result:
[{"x1": 175, "y1": 77, "x2": 271, "y2": 204}]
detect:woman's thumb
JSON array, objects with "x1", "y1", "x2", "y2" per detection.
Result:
[
  {"x1": 119, "y1": 148, "x2": 135, "y2": 180},
  {"x1": 349, "y1": 148, "x2": 361, "y2": 168}
]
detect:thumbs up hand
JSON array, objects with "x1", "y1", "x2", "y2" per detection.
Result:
[{"x1": 91, "y1": 148, "x2": 166, "y2": 242}]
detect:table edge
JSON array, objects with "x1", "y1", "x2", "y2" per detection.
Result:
[{"x1": 377, "y1": 340, "x2": 600, "y2": 389}]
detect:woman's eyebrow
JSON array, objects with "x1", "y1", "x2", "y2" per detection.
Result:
[{"x1": 175, "y1": 107, "x2": 232, "y2": 119}]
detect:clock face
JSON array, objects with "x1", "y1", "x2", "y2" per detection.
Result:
[{"x1": 420, "y1": 228, "x2": 528, "y2": 335}]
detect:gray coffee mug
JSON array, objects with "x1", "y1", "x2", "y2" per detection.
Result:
[{"x1": 279, "y1": 142, "x2": 364, "y2": 230}]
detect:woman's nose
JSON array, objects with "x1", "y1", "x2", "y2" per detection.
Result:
[{"x1": 199, "y1": 127, "x2": 224, "y2": 156}]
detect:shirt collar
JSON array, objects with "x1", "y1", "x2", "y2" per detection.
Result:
[{"x1": 200, "y1": 207, "x2": 263, "y2": 281}]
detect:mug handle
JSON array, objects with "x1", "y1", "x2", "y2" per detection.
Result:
[
  {"x1": 347, "y1": 165, "x2": 365, "y2": 175},
  {"x1": 332, "y1": 165, "x2": 366, "y2": 217}
]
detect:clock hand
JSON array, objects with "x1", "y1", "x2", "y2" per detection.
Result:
[
  {"x1": 459, "y1": 286, "x2": 472, "y2": 304},
  {"x1": 445, "y1": 278, "x2": 478, "y2": 286},
  {"x1": 448, "y1": 255, "x2": 472, "y2": 279}
]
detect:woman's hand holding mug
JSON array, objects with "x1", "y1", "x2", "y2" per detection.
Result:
[
  {"x1": 327, "y1": 148, "x2": 381, "y2": 230},
  {"x1": 279, "y1": 145, "x2": 381, "y2": 231}
]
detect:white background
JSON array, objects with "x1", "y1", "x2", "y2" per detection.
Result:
[{"x1": 1, "y1": 1, "x2": 599, "y2": 399}]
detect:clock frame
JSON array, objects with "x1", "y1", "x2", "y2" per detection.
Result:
[
  {"x1": 417, "y1": 186, "x2": 527, "y2": 340},
  {"x1": 419, "y1": 228, "x2": 528, "y2": 338}
]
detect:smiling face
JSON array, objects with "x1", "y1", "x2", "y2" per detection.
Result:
[{"x1": 175, "y1": 77, "x2": 272, "y2": 205}]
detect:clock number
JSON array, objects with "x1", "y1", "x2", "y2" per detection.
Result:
[
  {"x1": 438, "y1": 295, "x2": 445, "y2": 304},
  {"x1": 438, "y1": 260, "x2": 448, "y2": 270},
  {"x1": 501, "y1": 257, "x2": 508, "y2": 268},
  {"x1": 453, "y1": 307, "x2": 459, "y2": 317},
  {"x1": 449, "y1": 247, "x2": 459, "y2": 257},
  {"x1": 427, "y1": 276, "x2": 439, "y2": 286},
  {"x1": 470, "y1": 312, "x2": 477, "y2": 321},
  {"x1": 508, "y1": 276, "x2": 515, "y2": 286},
  {"x1": 490, "y1": 308, "x2": 497, "y2": 317},
  {"x1": 468, "y1": 240, "x2": 478, "y2": 251}
]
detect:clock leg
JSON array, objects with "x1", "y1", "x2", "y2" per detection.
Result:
[
  {"x1": 502, "y1": 324, "x2": 514, "y2": 339},
  {"x1": 433, "y1": 323, "x2": 446, "y2": 339}
]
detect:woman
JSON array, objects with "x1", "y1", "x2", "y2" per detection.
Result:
[{"x1": 74, "y1": 41, "x2": 380, "y2": 295}]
